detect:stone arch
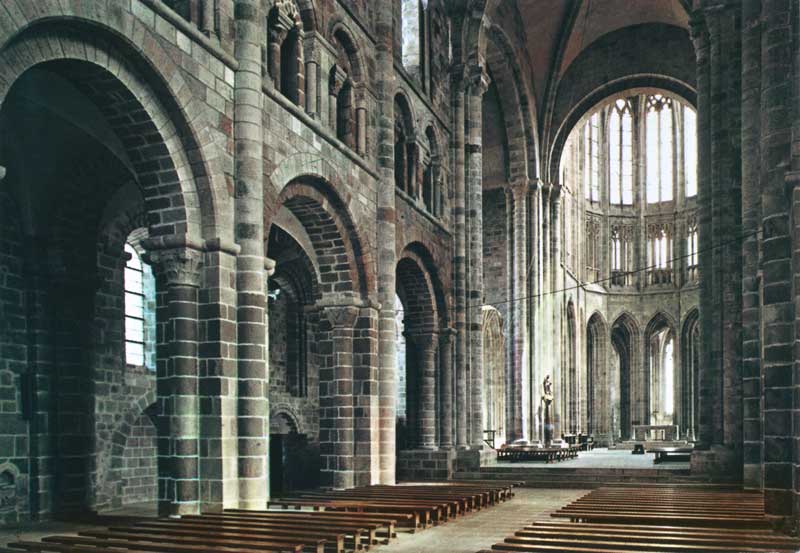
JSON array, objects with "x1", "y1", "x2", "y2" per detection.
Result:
[
  {"x1": 270, "y1": 404, "x2": 306, "y2": 435},
  {"x1": 644, "y1": 311, "x2": 677, "y2": 427},
  {"x1": 267, "y1": 174, "x2": 372, "y2": 302},
  {"x1": 482, "y1": 306, "x2": 505, "y2": 445},
  {"x1": 680, "y1": 308, "x2": 700, "y2": 440},
  {"x1": 485, "y1": 24, "x2": 538, "y2": 182},
  {"x1": 0, "y1": 18, "x2": 224, "y2": 240},
  {"x1": 328, "y1": 20, "x2": 366, "y2": 85},
  {"x1": 611, "y1": 312, "x2": 640, "y2": 440},
  {"x1": 546, "y1": 22, "x2": 697, "y2": 184},
  {"x1": 586, "y1": 311, "x2": 608, "y2": 439}
]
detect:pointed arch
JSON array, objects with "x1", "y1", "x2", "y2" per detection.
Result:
[
  {"x1": 586, "y1": 312, "x2": 608, "y2": 439},
  {"x1": 680, "y1": 308, "x2": 700, "y2": 440},
  {"x1": 611, "y1": 312, "x2": 640, "y2": 440}
]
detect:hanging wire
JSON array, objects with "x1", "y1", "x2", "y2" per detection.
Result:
[{"x1": 394, "y1": 226, "x2": 760, "y2": 314}]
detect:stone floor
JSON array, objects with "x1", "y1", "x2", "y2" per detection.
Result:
[{"x1": 0, "y1": 489, "x2": 585, "y2": 552}]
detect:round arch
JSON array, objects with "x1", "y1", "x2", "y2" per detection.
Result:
[
  {"x1": 266, "y1": 164, "x2": 374, "y2": 303},
  {"x1": 0, "y1": 19, "x2": 225, "y2": 240}
]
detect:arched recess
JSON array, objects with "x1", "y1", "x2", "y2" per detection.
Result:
[
  {"x1": 680, "y1": 308, "x2": 699, "y2": 440},
  {"x1": 484, "y1": 24, "x2": 537, "y2": 182},
  {"x1": 611, "y1": 312, "x2": 640, "y2": 440},
  {"x1": 394, "y1": 92, "x2": 417, "y2": 197},
  {"x1": 395, "y1": 246, "x2": 440, "y2": 450},
  {"x1": 586, "y1": 312, "x2": 608, "y2": 440},
  {"x1": 0, "y1": 23, "x2": 220, "y2": 240},
  {"x1": 329, "y1": 23, "x2": 367, "y2": 155},
  {"x1": 0, "y1": 21, "x2": 221, "y2": 516},
  {"x1": 269, "y1": 176, "x2": 372, "y2": 302},
  {"x1": 421, "y1": 125, "x2": 442, "y2": 216},
  {"x1": 482, "y1": 306, "x2": 506, "y2": 445},
  {"x1": 563, "y1": 302, "x2": 578, "y2": 434},
  {"x1": 644, "y1": 312, "x2": 677, "y2": 427}
]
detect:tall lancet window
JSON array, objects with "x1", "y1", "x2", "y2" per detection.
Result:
[
  {"x1": 684, "y1": 105, "x2": 697, "y2": 198},
  {"x1": 609, "y1": 99, "x2": 633, "y2": 206},
  {"x1": 584, "y1": 112, "x2": 600, "y2": 203},
  {"x1": 646, "y1": 94, "x2": 674, "y2": 204}
]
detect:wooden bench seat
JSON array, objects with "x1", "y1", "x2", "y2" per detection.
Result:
[
  {"x1": 269, "y1": 498, "x2": 437, "y2": 527},
  {"x1": 185, "y1": 513, "x2": 376, "y2": 547},
  {"x1": 72, "y1": 529, "x2": 324, "y2": 553},
  {"x1": 480, "y1": 486, "x2": 796, "y2": 553},
  {"x1": 116, "y1": 522, "x2": 349, "y2": 553},
  {"x1": 223, "y1": 508, "x2": 404, "y2": 537},
  {"x1": 33, "y1": 535, "x2": 303, "y2": 553}
]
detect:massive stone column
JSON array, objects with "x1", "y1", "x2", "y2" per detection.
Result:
[
  {"x1": 234, "y1": 0, "x2": 268, "y2": 509},
  {"x1": 320, "y1": 304, "x2": 359, "y2": 489},
  {"x1": 199, "y1": 239, "x2": 241, "y2": 511},
  {"x1": 550, "y1": 186, "x2": 563, "y2": 439},
  {"x1": 466, "y1": 65, "x2": 490, "y2": 448},
  {"x1": 452, "y1": 70, "x2": 468, "y2": 449},
  {"x1": 439, "y1": 328, "x2": 456, "y2": 448},
  {"x1": 352, "y1": 303, "x2": 380, "y2": 486},
  {"x1": 375, "y1": 0, "x2": 397, "y2": 485},
  {"x1": 740, "y1": 0, "x2": 763, "y2": 491},
  {"x1": 147, "y1": 244, "x2": 203, "y2": 517},
  {"x1": 757, "y1": 0, "x2": 796, "y2": 518},
  {"x1": 411, "y1": 331, "x2": 438, "y2": 449},
  {"x1": 528, "y1": 180, "x2": 541, "y2": 440},
  {"x1": 505, "y1": 179, "x2": 529, "y2": 441},
  {"x1": 691, "y1": 4, "x2": 743, "y2": 462}
]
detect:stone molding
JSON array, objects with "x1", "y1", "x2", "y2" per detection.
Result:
[
  {"x1": 144, "y1": 246, "x2": 204, "y2": 288},
  {"x1": 321, "y1": 304, "x2": 360, "y2": 328}
]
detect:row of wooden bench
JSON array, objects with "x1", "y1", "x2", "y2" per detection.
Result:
[
  {"x1": 497, "y1": 445, "x2": 581, "y2": 463},
  {"x1": 479, "y1": 485, "x2": 800, "y2": 553},
  {"x1": 269, "y1": 481, "x2": 520, "y2": 529},
  {"x1": 2, "y1": 481, "x2": 520, "y2": 553}
]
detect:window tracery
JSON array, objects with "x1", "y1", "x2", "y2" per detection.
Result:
[
  {"x1": 584, "y1": 112, "x2": 600, "y2": 203},
  {"x1": 609, "y1": 99, "x2": 633, "y2": 206},
  {"x1": 647, "y1": 222, "x2": 673, "y2": 285},
  {"x1": 646, "y1": 94, "x2": 674, "y2": 204}
]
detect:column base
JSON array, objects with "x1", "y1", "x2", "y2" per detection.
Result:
[
  {"x1": 396, "y1": 448, "x2": 456, "y2": 481},
  {"x1": 454, "y1": 447, "x2": 497, "y2": 473},
  {"x1": 690, "y1": 444, "x2": 742, "y2": 482}
]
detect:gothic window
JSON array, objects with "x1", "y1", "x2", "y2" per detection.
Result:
[
  {"x1": 686, "y1": 221, "x2": 698, "y2": 282},
  {"x1": 609, "y1": 99, "x2": 633, "y2": 206},
  {"x1": 684, "y1": 105, "x2": 697, "y2": 198},
  {"x1": 124, "y1": 243, "x2": 155, "y2": 370},
  {"x1": 584, "y1": 112, "x2": 600, "y2": 203},
  {"x1": 647, "y1": 224, "x2": 673, "y2": 285},
  {"x1": 646, "y1": 94, "x2": 674, "y2": 203},
  {"x1": 611, "y1": 229, "x2": 622, "y2": 272}
]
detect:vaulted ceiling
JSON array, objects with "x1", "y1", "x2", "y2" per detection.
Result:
[{"x1": 501, "y1": 0, "x2": 690, "y2": 116}]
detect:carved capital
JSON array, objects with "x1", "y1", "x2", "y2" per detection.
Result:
[
  {"x1": 322, "y1": 304, "x2": 359, "y2": 329},
  {"x1": 505, "y1": 178, "x2": 531, "y2": 200},
  {"x1": 438, "y1": 327, "x2": 457, "y2": 344},
  {"x1": 144, "y1": 246, "x2": 203, "y2": 288},
  {"x1": 265, "y1": 257, "x2": 276, "y2": 277},
  {"x1": 466, "y1": 63, "x2": 490, "y2": 97}
]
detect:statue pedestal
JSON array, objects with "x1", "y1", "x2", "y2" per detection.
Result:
[{"x1": 542, "y1": 396, "x2": 554, "y2": 448}]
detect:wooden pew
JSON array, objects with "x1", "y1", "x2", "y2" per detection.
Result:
[
  {"x1": 184, "y1": 512, "x2": 372, "y2": 548},
  {"x1": 16, "y1": 535, "x2": 304, "y2": 553},
  {"x1": 222, "y1": 508, "x2": 402, "y2": 539},
  {"x1": 479, "y1": 486, "x2": 800, "y2": 553}
]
